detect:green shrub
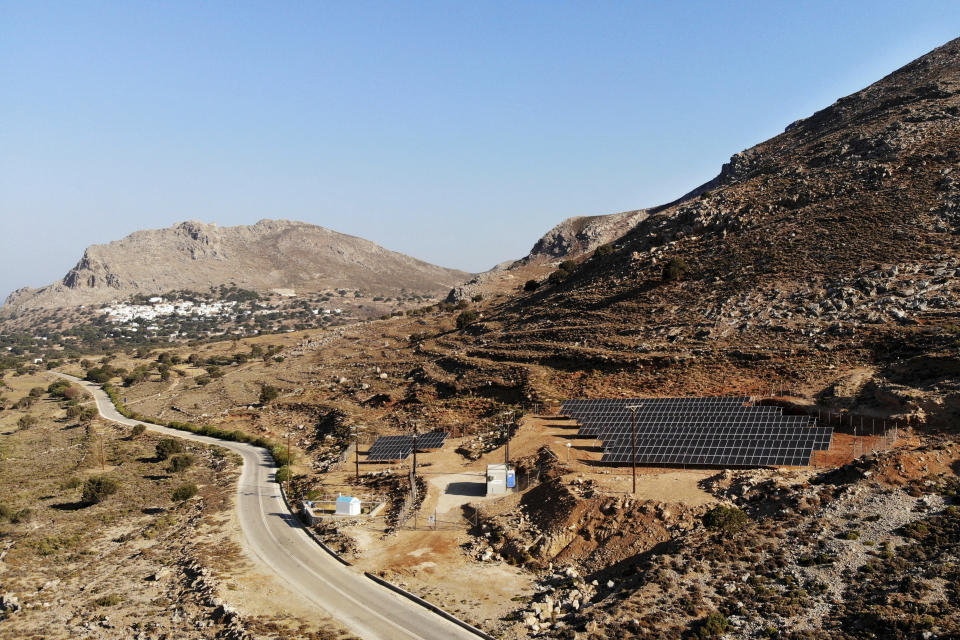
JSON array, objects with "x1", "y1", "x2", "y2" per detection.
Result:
[
  {"x1": 456, "y1": 310, "x2": 479, "y2": 329},
  {"x1": 694, "y1": 612, "x2": 731, "y2": 639},
  {"x1": 471, "y1": 294, "x2": 483, "y2": 302},
  {"x1": 167, "y1": 454, "x2": 195, "y2": 473},
  {"x1": 547, "y1": 269, "x2": 568, "y2": 285},
  {"x1": 259, "y1": 384, "x2": 279, "y2": 404},
  {"x1": 662, "y1": 256, "x2": 690, "y2": 281},
  {"x1": 155, "y1": 438, "x2": 185, "y2": 460},
  {"x1": 81, "y1": 476, "x2": 119, "y2": 505},
  {"x1": 275, "y1": 465, "x2": 292, "y2": 483},
  {"x1": 171, "y1": 483, "x2": 198, "y2": 502},
  {"x1": 593, "y1": 243, "x2": 614, "y2": 257},
  {"x1": 131, "y1": 424, "x2": 146, "y2": 438},
  {"x1": 32, "y1": 534, "x2": 80, "y2": 556},
  {"x1": 9, "y1": 507, "x2": 31, "y2": 524},
  {"x1": 702, "y1": 505, "x2": 749, "y2": 535},
  {"x1": 271, "y1": 445, "x2": 293, "y2": 466},
  {"x1": 84, "y1": 367, "x2": 115, "y2": 384},
  {"x1": 94, "y1": 594, "x2": 123, "y2": 607},
  {"x1": 47, "y1": 380, "x2": 72, "y2": 397},
  {"x1": 523, "y1": 279, "x2": 540, "y2": 292},
  {"x1": 17, "y1": 414, "x2": 38, "y2": 430}
]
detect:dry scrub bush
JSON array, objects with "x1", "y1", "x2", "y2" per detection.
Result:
[{"x1": 81, "y1": 475, "x2": 119, "y2": 505}]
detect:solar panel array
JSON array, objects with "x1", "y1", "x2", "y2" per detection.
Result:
[
  {"x1": 366, "y1": 435, "x2": 415, "y2": 461},
  {"x1": 561, "y1": 397, "x2": 832, "y2": 468},
  {"x1": 365, "y1": 432, "x2": 448, "y2": 461},
  {"x1": 415, "y1": 431, "x2": 448, "y2": 450},
  {"x1": 577, "y1": 408, "x2": 786, "y2": 438}
]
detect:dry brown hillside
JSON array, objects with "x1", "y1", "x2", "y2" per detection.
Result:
[
  {"x1": 3, "y1": 219, "x2": 471, "y2": 313},
  {"x1": 443, "y1": 36, "x2": 960, "y2": 428}
]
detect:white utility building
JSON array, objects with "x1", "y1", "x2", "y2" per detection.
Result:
[{"x1": 335, "y1": 495, "x2": 361, "y2": 516}]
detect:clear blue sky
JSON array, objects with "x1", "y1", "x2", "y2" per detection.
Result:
[{"x1": 2, "y1": 2, "x2": 960, "y2": 304}]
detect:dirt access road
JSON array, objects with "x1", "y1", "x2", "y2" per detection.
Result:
[{"x1": 57, "y1": 373, "x2": 482, "y2": 640}]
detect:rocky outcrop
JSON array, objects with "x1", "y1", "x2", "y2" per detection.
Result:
[
  {"x1": 520, "y1": 209, "x2": 650, "y2": 263},
  {"x1": 3, "y1": 219, "x2": 471, "y2": 312}
]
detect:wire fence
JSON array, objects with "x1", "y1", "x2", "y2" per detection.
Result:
[{"x1": 329, "y1": 443, "x2": 354, "y2": 472}]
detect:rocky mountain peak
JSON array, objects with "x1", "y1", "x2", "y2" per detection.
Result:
[{"x1": 3, "y1": 219, "x2": 471, "y2": 312}]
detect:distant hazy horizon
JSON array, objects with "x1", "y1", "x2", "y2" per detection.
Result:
[{"x1": 4, "y1": 1, "x2": 960, "y2": 305}]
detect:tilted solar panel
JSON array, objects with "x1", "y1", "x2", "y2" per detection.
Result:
[
  {"x1": 415, "y1": 431, "x2": 448, "y2": 450},
  {"x1": 563, "y1": 396, "x2": 831, "y2": 468},
  {"x1": 576, "y1": 407, "x2": 786, "y2": 435},
  {"x1": 366, "y1": 435, "x2": 414, "y2": 461}
]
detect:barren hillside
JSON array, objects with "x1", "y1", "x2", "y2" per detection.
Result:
[
  {"x1": 2, "y1": 219, "x2": 471, "y2": 313},
  {"x1": 444, "y1": 36, "x2": 960, "y2": 427}
]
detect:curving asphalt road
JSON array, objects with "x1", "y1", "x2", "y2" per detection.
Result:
[{"x1": 58, "y1": 373, "x2": 483, "y2": 640}]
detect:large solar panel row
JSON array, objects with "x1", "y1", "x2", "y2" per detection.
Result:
[
  {"x1": 563, "y1": 397, "x2": 833, "y2": 468},
  {"x1": 601, "y1": 440, "x2": 814, "y2": 466},
  {"x1": 581, "y1": 411, "x2": 796, "y2": 429},
  {"x1": 601, "y1": 426, "x2": 833, "y2": 449},
  {"x1": 569, "y1": 405, "x2": 782, "y2": 417},
  {"x1": 591, "y1": 416, "x2": 815, "y2": 433},
  {"x1": 576, "y1": 410, "x2": 792, "y2": 437},
  {"x1": 576, "y1": 408, "x2": 791, "y2": 437},
  {"x1": 563, "y1": 396, "x2": 752, "y2": 408},
  {"x1": 571, "y1": 408, "x2": 784, "y2": 426},
  {"x1": 562, "y1": 397, "x2": 752, "y2": 416},
  {"x1": 365, "y1": 432, "x2": 448, "y2": 461}
]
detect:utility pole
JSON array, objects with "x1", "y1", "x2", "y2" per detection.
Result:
[
  {"x1": 410, "y1": 423, "x2": 419, "y2": 503},
  {"x1": 625, "y1": 405, "x2": 641, "y2": 494},
  {"x1": 504, "y1": 420, "x2": 509, "y2": 467},
  {"x1": 350, "y1": 426, "x2": 364, "y2": 481},
  {"x1": 501, "y1": 410, "x2": 514, "y2": 468}
]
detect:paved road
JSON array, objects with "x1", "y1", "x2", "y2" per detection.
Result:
[{"x1": 58, "y1": 374, "x2": 483, "y2": 640}]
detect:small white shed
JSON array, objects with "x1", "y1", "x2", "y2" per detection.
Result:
[
  {"x1": 486, "y1": 463, "x2": 508, "y2": 496},
  {"x1": 335, "y1": 495, "x2": 361, "y2": 516}
]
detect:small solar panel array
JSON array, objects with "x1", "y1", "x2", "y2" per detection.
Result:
[
  {"x1": 366, "y1": 435, "x2": 414, "y2": 461},
  {"x1": 561, "y1": 397, "x2": 832, "y2": 468},
  {"x1": 365, "y1": 431, "x2": 448, "y2": 461},
  {"x1": 414, "y1": 431, "x2": 448, "y2": 450}
]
